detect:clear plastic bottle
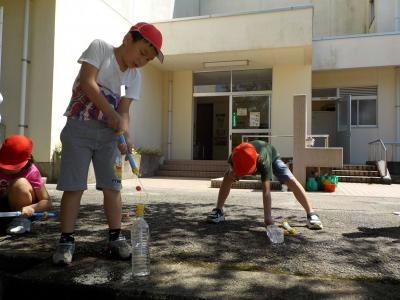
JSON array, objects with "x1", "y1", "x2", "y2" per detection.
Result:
[
  {"x1": 266, "y1": 224, "x2": 284, "y2": 244},
  {"x1": 131, "y1": 203, "x2": 150, "y2": 276},
  {"x1": 114, "y1": 154, "x2": 122, "y2": 183}
]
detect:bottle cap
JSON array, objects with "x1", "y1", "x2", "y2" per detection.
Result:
[{"x1": 136, "y1": 203, "x2": 144, "y2": 216}]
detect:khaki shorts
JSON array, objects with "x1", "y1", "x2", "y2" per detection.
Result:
[{"x1": 56, "y1": 119, "x2": 122, "y2": 191}]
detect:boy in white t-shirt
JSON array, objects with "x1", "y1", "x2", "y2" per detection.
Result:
[{"x1": 53, "y1": 22, "x2": 164, "y2": 266}]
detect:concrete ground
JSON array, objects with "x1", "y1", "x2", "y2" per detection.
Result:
[{"x1": 0, "y1": 177, "x2": 399, "y2": 299}]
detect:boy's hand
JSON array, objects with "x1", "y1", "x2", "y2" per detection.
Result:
[
  {"x1": 264, "y1": 217, "x2": 274, "y2": 226},
  {"x1": 117, "y1": 135, "x2": 133, "y2": 155},
  {"x1": 118, "y1": 140, "x2": 133, "y2": 155},
  {"x1": 22, "y1": 206, "x2": 35, "y2": 217},
  {"x1": 107, "y1": 110, "x2": 126, "y2": 132}
]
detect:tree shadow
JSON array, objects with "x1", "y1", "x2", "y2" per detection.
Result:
[{"x1": 1, "y1": 195, "x2": 400, "y2": 299}]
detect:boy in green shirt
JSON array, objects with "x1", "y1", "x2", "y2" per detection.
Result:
[{"x1": 207, "y1": 140, "x2": 323, "y2": 231}]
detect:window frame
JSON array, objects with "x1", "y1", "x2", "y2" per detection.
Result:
[{"x1": 351, "y1": 95, "x2": 378, "y2": 128}]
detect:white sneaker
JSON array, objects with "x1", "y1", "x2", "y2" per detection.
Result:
[
  {"x1": 6, "y1": 217, "x2": 31, "y2": 234},
  {"x1": 53, "y1": 241, "x2": 75, "y2": 265},
  {"x1": 306, "y1": 213, "x2": 323, "y2": 230}
]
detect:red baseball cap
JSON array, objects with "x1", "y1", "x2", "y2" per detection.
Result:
[
  {"x1": 130, "y1": 22, "x2": 164, "y2": 63},
  {"x1": 231, "y1": 143, "x2": 257, "y2": 177},
  {"x1": 0, "y1": 135, "x2": 33, "y2": 170}
]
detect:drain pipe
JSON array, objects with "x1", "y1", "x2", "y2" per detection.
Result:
[
  {"x1": 19, "y1": 0, "x2": 30, "y2": 135},
  {"x1": 167, "y1": 76, "x2": 173, "y2": 160}
]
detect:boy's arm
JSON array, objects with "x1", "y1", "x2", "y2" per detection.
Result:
[
  {"x1": 79, "y1": 62, "x2": 123, "y2": 132},
  {"x1": 21, "y1": 186, "x2": 52, "y2": 216},
  {"x1": 117, "y1": 98, "x2": 133, "y2": 154},
  {"x1": 261, "y1": 180, "x2": 273, "y2": 226}
]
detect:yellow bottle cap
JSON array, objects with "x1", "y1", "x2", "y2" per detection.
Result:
[{"x1": 136, "y1": 203, "x2": 144, "y2": 217}]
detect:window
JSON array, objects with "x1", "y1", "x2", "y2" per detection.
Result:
[
  {"x1": 338, "y1": 86, "x2": 378, "y2": 127},
  {"x1": 232, "y1": 69, "x2": 272, "y2": 92},
  {"x1": 351, "y1": 97, "x2": 377, "y2": 126},
  {"x1": 193, "y1": 71, "x2": 230, "y2": 93}
]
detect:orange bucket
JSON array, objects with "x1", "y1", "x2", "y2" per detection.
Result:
[{"x1": 324, "y1": 183, "x2": 336, "y2": 192}]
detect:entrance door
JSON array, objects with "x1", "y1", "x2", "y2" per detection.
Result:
[
  {"x1": 229, "y1": 94, "x2": 271, "y2": 152},
  {"x1": 195, "y1": 103, "x2": 213, "y2": 160},
  {"x1": 336, "y1": 95, "x2": 351, "y2": 163}
]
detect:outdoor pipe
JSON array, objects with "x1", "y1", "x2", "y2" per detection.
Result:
[{"x1": 19, "y1": 0, "x2": 30, "y2": 134}]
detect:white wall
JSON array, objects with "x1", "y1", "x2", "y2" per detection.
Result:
[
  {"x1": 52, "y1": 0, "x2": 164, "y2": 157},
  {"x1": 171, "y1": 70, "x2": 192, "y2": 159},
  {"x1": 131, "y1": 0, "x2": 175, "y2": 22},
  {"x1": 0, "y1": 0, "x2": 55, "y2": 161},
  {"x1": 313, "y1": 67, "x2": 396, "y2": 164},
  {"x1": 272, "y1": 64, "x2": 312, "y2": 157},
  {"x1": 375, "y1": 0, "x2": 397, "y2": 32},
  {"x1": 313, "y1": 33, "x2": 400, "y2": 71},
  {"x1": 131, "y1": 64, "x2": 163, "y2": 150}
]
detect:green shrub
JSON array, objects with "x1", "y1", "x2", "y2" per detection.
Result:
[{"x1": 133, "y1": 147, "x2": 162, "y2": 156}]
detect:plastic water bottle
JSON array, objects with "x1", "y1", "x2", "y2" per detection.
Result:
[
  {"x1": 266, "y1": 224, "x2": 284, "y2": 244},
  {"x1": 131, "y1": 203, "x2": 150, "y2": 276},
  {"x1": 114, "y1": 154, "x2": 122, "y2": 183}
]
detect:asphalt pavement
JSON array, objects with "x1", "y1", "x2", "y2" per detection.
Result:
[{"x1": 0, "y1": 177, "x2": 399, "y2": 299}]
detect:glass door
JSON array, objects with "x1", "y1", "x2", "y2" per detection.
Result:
[
  {"x1": 336, "y1": 95, "x2": 352, "y2": 163},
  {"x1": 229, "y1": 94, "x2": 271, "y2": 152}
]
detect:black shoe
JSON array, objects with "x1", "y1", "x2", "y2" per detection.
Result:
[{"x1": 207, "y1": 208, "x2": 225, "y2": 223}]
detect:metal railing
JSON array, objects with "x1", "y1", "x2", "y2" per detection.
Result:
[{"x1": 368, "y1": 139, "x2": 387, "y2": 176}]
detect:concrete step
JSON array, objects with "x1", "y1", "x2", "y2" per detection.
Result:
[
  {"x1": 343, "y1": 164, "x2": 377, "y2": 171},
  {"x1": 157, "y1": 170, "x2": 225, "y2": 178},
  {"x1": 337, "y1": 176, "x2": 382, "y2": 184},
  {"x1": 211, "y1": 177, "x2": 282, "y2": 190},
  {"x1": 332, "y1": 170, "x2": 379, "y2": 177},
  {"x1": 164, "y1": 160, "x2": 228, "y2": 166},
  {"x1": 159, "y1": 164, "x2": 227, "y2": 172},
  {"x1": 157, "y1": 160, "x2": 228, "y2": 178}
]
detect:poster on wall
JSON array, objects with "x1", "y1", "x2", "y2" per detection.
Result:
[
  {"x1": 237, "y1": 108, "x2": 247, "y2": 116},
  {"x1": 249, "y1": 112, "x2": 260, "y2": 127}
]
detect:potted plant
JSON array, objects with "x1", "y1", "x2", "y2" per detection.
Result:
[
  {"x1": 133, "y1": 147, "x2": 163, "y2": 177},
  {"x1": 50, "y1": 143, "x2": 62, "y2": 183}
]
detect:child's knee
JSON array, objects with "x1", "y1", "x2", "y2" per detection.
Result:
[{"x1": 8, "y1": 178, "x2": 34, "y2": 210}]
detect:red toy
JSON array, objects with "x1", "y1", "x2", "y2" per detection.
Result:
[{"x1": 136, "y1": 185, "x2": 142, "y2": 191}]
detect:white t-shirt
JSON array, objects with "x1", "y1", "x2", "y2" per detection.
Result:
[{"x1": 64, "y1": 39, "x2": 141, "y2": 121}]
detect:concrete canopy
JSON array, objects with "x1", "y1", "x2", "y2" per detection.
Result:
[{"x1": 150, "y1": 6, "x2": 313, "y2": 71}]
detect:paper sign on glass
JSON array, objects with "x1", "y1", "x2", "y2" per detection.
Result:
[
  {"x1": 249, "y1": 112, "x2": 260, "y2": 127},
  {"x1": 237, "y1": 108, "x2": 247, "y2": 116}
]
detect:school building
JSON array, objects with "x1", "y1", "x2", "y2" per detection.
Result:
[{"x1": 0, "y1": 0, "x2": 399, "y2": 183}]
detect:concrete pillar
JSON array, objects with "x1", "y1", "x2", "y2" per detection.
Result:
[{"x1": 292, "y1": 95, "x2": 343, "y2": 186}]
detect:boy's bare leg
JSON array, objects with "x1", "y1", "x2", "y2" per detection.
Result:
[
  {"x1": 285, "y1": 177, "x2": 313, "y2": 214},
  {"x1": 7, "y1": 178, "x2": 34, "y2": 210},
  {"x1": 103, "y1": 189, "x2": 122, "y2": 229},
  {"x1": 216, "y1": 170, "x2": 235, "y2": 209},
  {"x1": 60, "y1": 191, "x2": 83, "y2": 233}
]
